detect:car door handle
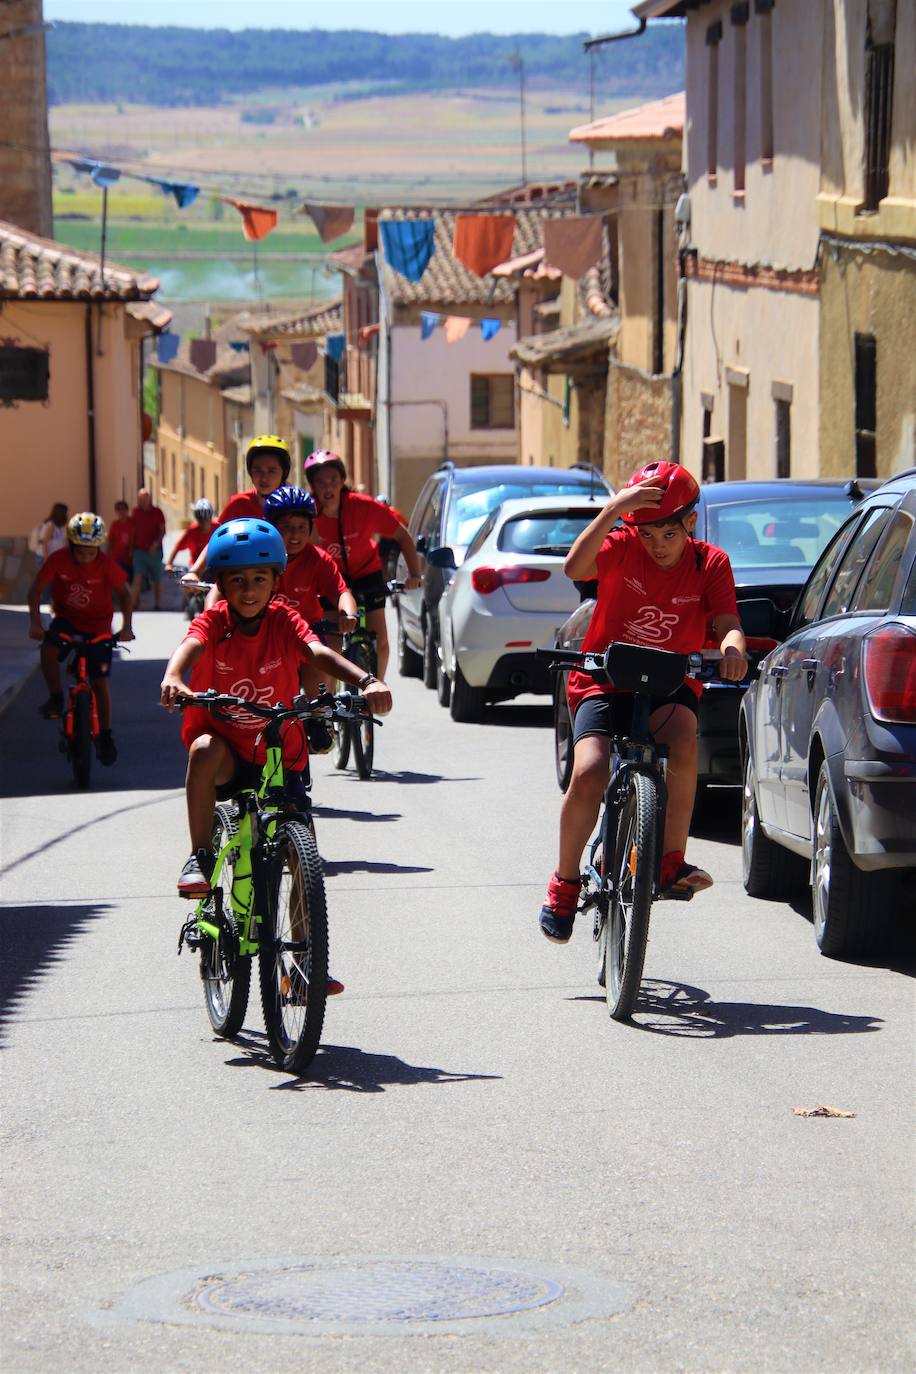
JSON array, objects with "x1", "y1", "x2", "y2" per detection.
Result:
[
  {"x1": 802, "y1": 659, "x2": 818, "y2": 671},
  {"x1": 770, "y1": 665, "x2": 789, "y2": 680}
]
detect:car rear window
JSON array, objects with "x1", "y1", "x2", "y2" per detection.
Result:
[
  {"x1": 498, "y1": 511, "x2": 595, "y2": 555},
  {"x1": 704, "y1": 494, "x2": 856, "y2": 570},
  {"x1": 447, "y1": 480, "x2": 604, "y2": 547}
]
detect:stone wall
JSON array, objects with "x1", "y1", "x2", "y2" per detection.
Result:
[
  {"x1": 604, "y1": 360, "x2": 673, "y2": 487},
  {"x1": 0, "y1": 1, "x2": 52, "y2": 236}
]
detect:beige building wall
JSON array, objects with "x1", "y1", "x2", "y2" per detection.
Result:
[
  {"x1": 154, "y1": 371, "x2": 236, "y2": 529},
  {"x1": 1, "y1": 301, "x2": 144, "y2": 537}
]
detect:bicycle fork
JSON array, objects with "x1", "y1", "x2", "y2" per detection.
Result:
[{"x1": 178, "y1": 805, "x2": 262, "y2": 957}]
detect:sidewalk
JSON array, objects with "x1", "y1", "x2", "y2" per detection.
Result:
[{"x1": 0, "y1": 605, "x2": 41, "y2": 717}]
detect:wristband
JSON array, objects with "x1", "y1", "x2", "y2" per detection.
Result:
[{"x1": 356, "y1": 672, "x2": 377, "y2": 691}]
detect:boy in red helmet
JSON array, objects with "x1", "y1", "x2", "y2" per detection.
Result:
[{"x1": 539, "y1": 461, "x2": 748, "y2": 943}]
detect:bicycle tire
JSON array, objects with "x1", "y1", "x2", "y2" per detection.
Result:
[
  {"x1": 259, "y1": 819, "x2": 329, "y2": 1075},
  {"x1": 199, "y1": 803, "x2": 251, "y2": 1037},
  {"x1": 353, "y1": 712, "x2": 374, "y2": 778},
  {"x1": 69, "y1": 691, "x2": 92, "y2": 789},
  {"x1": 332, "y1": 715, "x2": 351, "y2": 770},
  {"x1": 605, "y1": 772, "x2": 658, "y2": 1022}
]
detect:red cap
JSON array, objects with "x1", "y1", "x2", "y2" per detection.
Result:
[{"x1": 622, "y1": 460, "x2": 700, "y2": 525}]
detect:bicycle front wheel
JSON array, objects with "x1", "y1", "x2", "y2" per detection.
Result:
[
  {"x1": 332, "y1": 715, "x2": 351, "y2": 770},
  {"x1": 69, "y1": 691, "x2": 92, "y2": 788},
  {"x1": 259, "y1": 820, "x2": 329, "y2": 1075},
  {"x1": 200, "y1": 803, "x2": 251, "y2": 1037},
  {"x1": 353, "y1": 712, "x2": 374, "y2": 778},
  {"x1": 605, "y1": 772, "x2": 658, "y2": 1021}
]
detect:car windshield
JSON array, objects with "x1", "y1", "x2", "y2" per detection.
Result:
[
  {"x1": 447, "y1": 481, "x2": 602, "y2": 547},
  {"x1": 704, "y1": 494, "x2": 855, "y2": 570},
  {"x1": 498, "y1": 511, "x2": 595, "y2": 555}
]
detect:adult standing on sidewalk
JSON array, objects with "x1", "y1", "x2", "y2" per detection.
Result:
[
  {"x1": 34, "y1": 503, "x2": 69, "y2": 566},
  {"x1": 130, "y1": 488, "x2": 166, "y2": 611}
]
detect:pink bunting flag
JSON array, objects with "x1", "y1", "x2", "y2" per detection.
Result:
[
  {"x1": 444, "y1": 316, "x2": 472, "y2": 344},
  {"x1": 290, "y1": 341, "x2": 318, "y2": 370}
]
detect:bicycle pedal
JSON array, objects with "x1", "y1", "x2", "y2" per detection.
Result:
[{"x1": 655, "y1": 885, "x2": 695, "y2": 903}]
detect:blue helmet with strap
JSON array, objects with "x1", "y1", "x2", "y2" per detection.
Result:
[
  {"x1": 206, "y1": 518, "x2": 287, "y2": 573},
  {"x1": 263, "y1": 485, "x2": 318, "y2": 524}
]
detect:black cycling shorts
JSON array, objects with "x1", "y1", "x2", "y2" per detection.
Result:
[
  {"x1": 572, "y1": 684, "x2": 699, "y2": 746},
  {"x1": 45, "y1": 617, "x2": 114, "y2": 678},
  {"x1": 349, "y1": 569, "x2": 388, "y2": 613},
  {"x1": 215, "y1": 754, "x2": 308, "y2": 802}
]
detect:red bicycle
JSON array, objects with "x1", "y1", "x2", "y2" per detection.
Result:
[{"x1": 48, "y1": 631, "x2": 123, "y2": 788}]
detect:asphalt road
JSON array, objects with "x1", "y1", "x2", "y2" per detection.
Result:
[{"x1": 1, "y1": 608, "x2": 913, "y2": 1373}]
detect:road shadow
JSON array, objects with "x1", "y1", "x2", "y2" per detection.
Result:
[
  {"x1": 312, "y1": 804, "x2": 401, "y2": 824},
  {"x1": 691, "y1": 786, "x2": 741, "y2": 844},
  {"x1": 368, "y1": 769, "x2": 481, "y2": 785},
  {"x1": 0, "y1": 901, "x2": 112, "y2": 1042},
  {"x1": 223, "y1": 1032, "x2": 501, "y2": 1092},
  {"x1": 568, "y1": 978, "x2": 883, "y2": 1038},
  {"x1": 788, "y1": 887, "x2": 916, "y2": 978},
  {"x1": 322, "y1": 859, "x2": 434, "y2": 878},
  {"x1": 0, "y1": 792, "x2": 182, "y2": 879},
  {"x1": 478, "y1": 703, "x2": 552, "y2": 730}
]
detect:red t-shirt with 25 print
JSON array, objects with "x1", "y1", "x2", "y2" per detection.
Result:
[
  {"x1": 37, "y1": 548, "x2": 128, "y2": 636},
  {"x1": 179, "y1": 600, "x2": 319, "y2": 765},
  {"x1": 313, "y1": 491, "x2": 400, "y2": 582},
  {"x1": 276, "y1": 544, "x2": 348, "y2": 624},
  {"x1": 566, "y1": 527, "x2": 739, "y2": 716}
]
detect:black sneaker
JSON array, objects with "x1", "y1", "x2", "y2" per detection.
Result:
[
  {"x1": 178, "y1": 848, "x2": 215, "y2": 898},
  {"x1": 39, "y1": 693, "x2": 64, "y2": 720},
  {"x1": 538, "y1": 872, "x2": 581, "y2": 944},
  {"x1": 306, "y1": 719, "x2": 334, "y2": 754},
  {"x1": 96, "y1": 730, "x2": 117, "y2": 766}
]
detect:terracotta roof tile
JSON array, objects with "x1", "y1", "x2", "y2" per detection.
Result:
[
  {"x1": 511, "y1": 314, "x2": 619, "y2": 370},
  {"x1": 378, "y1": 208, "x2": 563, "y2": 308},
  {"x1": 243, "y1": 300, "x2": 342, "y2": 338},
  {"x1": 569, "y1": 92, "x2": 685, "y2": 147},
  {"x1": 0, "y1": 219, "x2": 160, "y2": 301}
]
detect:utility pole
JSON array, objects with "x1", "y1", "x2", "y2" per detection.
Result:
[{"x1": 511, "y1": 51, "x2": 528, "y2": 187}]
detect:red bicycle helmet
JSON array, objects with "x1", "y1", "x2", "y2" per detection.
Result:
[
  {"x1": 303, "y1": 449, "x2": 347, "y2": 484},
  {"x1": 622, "y1": 460, "x2": 700, "y2": 525}
]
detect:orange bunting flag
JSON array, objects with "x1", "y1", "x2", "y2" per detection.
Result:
[
  {"x1": 444, "y1": 316, "x2": 472, "y2": 343},
  {"x1": 225, "y1": 199, "x2": 279, "y2": 242},
  {"x1": 452, "y1": 214, "x2": 516, "y2": 277}
]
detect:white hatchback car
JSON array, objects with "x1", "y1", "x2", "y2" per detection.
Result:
[{"x1": 431, "y1": 495, "x2": 606, "y2": 722}]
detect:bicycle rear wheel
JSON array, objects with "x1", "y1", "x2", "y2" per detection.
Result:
[
  {"x1": 69, "y1": 691, "x2": 92, "y2": 788},
  {"x1": 199, "y1": 803, "x2": 251, "y2": 1037},
  {"x1": 259, "y1": 819, "x2": 329, "y2": 1074},
  {"x1": 605, "y1": 772, "x2": 658, "y2": 1021}
]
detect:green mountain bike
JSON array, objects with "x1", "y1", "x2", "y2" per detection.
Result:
[{"x1": 176, "y1": 687, "x2": 374, "y2": 1074}]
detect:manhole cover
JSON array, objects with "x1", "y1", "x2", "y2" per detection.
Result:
[
  {"x1": 197, "y1": 1258, "x2": 562, "y2": 1324},
  {"x1": 96, "y1": 1254, "x2": 634, "y2": 1337}
]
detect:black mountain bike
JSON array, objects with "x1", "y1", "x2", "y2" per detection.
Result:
[
  {"x1": 47, "y1": 631, "x2": 124, "y2": 788},
  {"x1": 319, "y1": 580, "x2": 403, "y2": 780},
  {"x1": 542, "y1": 642, "x2": 722, "y2": 1022},
  {"x1": 175, "y1": 687, "x2": 375, "y2": 1074}
]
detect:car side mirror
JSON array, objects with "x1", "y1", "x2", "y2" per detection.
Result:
[
  {"x1": 426, "y1": 546, "x2": 457, "y2": 570},
  {"x1": 415, "y1": 534, "x2": 429, "y2": 555},
  {"x1": 738, "y1": 596, "x2": 793, "y2": 642}
]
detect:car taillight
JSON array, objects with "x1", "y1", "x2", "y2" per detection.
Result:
[
  {"x1": 471, "y1": 566, "x2": 551, "y2": 595},
  {"x1": 862, "y1": 625, "x2": 916, "y2": 724}
]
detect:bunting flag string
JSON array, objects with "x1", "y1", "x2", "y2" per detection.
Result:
[
  {"x1": 224, "y1": 198, "x2": 279, "y2": 242},
  {"x1": 444, "y1": 316, "x2": 471, "y2": 344},
  {"x1": 302, "y1": 202, "x2": 355, "y2": 244},
  {"x1": 189, "y1": 338, "x2": 217, "y2": 372},
  {"x1": 324, "y1": 334, "x2": 346, "y2": 364},
  {"x1": 290, "y1": 341, "x2": 318, "y2": 370},
  {"x1": 453, "y1": 214, "x2": 515, "y2": 277},
  {"x1": 420, "y1": 311, "x2": 441, "y2": 340},
  {"x1": 156, "y1": 332, "x2": 180, "y2": 364},
  {"x1": 481, "y1": 318, "x2": 502, "y2": 341},
  {"x1": 379, "y1": 220, "x2": 436, "y2": 283}
]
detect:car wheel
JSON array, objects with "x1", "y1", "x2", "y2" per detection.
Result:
[
  {"x1": 449, "y1": 662, "x2": 486, "y2": 723},
  {"x1": 436, "y1": 653, "x2": 451, "y2": 708},
  {"x1": 422, "y1": 618, "x2": 438, "y2": 690},
  {"x1": 741, "y1": 751, "x2": 806, "y2": 898},
  {"x1": 553, "y1": 676, "x2": 574, "y2": 793},
  {"x1": 811, "y1": 761, "x2": 895, "y2": 958},
  {"x1": 396, "y1": 613, "x2": 422, "y2": 679}
]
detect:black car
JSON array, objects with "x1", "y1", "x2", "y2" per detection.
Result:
[
  {"x1": 396, "y1": 461, "x2": 612, "y2": 687},
  {"x1": 740, "y1": 469, "x2": 916, "y2": 958},
  {"x1": 552, "y1": 478, "x2": 878, "y2": 796}
]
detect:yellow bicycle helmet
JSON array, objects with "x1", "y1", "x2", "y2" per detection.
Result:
[
  {"x1": 245, "y1": 434, "x2": 291, "y2": 482},
  {"x1": 67, "y1": 512, "x2": 107, "y2": 547}
]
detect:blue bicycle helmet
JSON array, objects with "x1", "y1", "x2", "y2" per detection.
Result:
[
  {"x1": 263, "y1": 485, "x2": 318, "y2": 524},
  {"x1": 206, "y1": 518, "x2": 287, "y2": 573}
]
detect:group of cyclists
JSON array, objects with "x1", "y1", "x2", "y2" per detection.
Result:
[{"x1": 26, "y1": 436, "x2": 748, "y2": 942}]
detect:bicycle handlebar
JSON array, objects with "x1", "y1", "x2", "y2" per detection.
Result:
[
  {"x1": 48, "y1": 631, "x2": 125, "y2": 652},
  {"x1": 537, "y1": 643, "x2": 725, "y2": 681},
  {"x1": 174, "y1": 687, "x2": 376, "y2": 724}
]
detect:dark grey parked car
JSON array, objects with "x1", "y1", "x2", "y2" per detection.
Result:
[
  {"x1": 740, "y1": 468, "x2": 916, "y2": 958},
  {"x1": 396, "y1": 461, "x2": 611, "y2": 687}
]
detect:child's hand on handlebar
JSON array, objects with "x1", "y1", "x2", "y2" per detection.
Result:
[
  {"x1": 28, "y1": 623, "x2": 44, "y2": 642},
  {"x1": 338, "y1": 612, "x2": 358, "y2": 633},
  {"x1": 117, "y1": 626, "x2": 136, "y2": 643},
  {"x1": 402, "y1": 574, "x2": 421, "y2": 591},
  {"x1": 363, "y1": 680, "x2": 393, "y2": 715},
  {"x1": 160, "y1": 673, "x2": 190, "y2": 710}
]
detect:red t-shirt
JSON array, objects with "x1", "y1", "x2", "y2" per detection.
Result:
[
  {"x1": 180, "y1": 601, "x2": 319, "y2": 766},
  {"x1": 108, "y1": 517, "x2": 134, "y2": 563},
  {"x1": 276, "y1": 544, "x2": 348, "y2": 624},
  {"x1": 131, "y1": 504, "x2": 166, "y2": 551},
  {"x1": 567, "y1": 528, "x2": 739, "y2": 715},
  {"x1": 217, "y1": 489, "x2": 263, "y2": 524},
  {"x1": 313, "y1": 491, "x2": 400, "y2": 582},
  {"x1": 169, "y1": 523, "x2": 211, "y2": 564},
  {"x1": 37, "y1": 548, "x2": 128, "y2": 636}
]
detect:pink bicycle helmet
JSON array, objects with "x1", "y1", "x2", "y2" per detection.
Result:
[
  {"x1": 303, "y1": 449, "x2": 347, "y2": 484},
  {"x1": 622, "y1": 460, "x2": 700, "y2": 525}
]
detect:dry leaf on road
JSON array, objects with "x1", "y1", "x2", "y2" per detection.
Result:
[{"x1": 793, "y1": 1104, "x2": 856, "y2": 1118}]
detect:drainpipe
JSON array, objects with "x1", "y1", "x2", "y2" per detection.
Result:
[
  {"x1": 671, "y1": 247, "x2": 688, "y2": 462},
  {"x1": 84, "y1": 305, "x2": 98, "y2": 511}
]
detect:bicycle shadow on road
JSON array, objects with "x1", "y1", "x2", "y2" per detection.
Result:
[
  {"x1": 368, "y1": 769, "x2": 481, "y2": 785},
  {"x1": 222, "y1": 1032, "x2": 502, "y2": 1092},
  {"x1": 0, "y1": 901, "x2": 111, "y2": 1043},
  {"x1": 312, "y1": 804, "x2": 402, "y2": 824},
  {"x1": 321, "y1": 859, "x2": 434, "y2": 877},
  {"x1": 569, "y1": 978, "x2": 883, "y2": 1039}
]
